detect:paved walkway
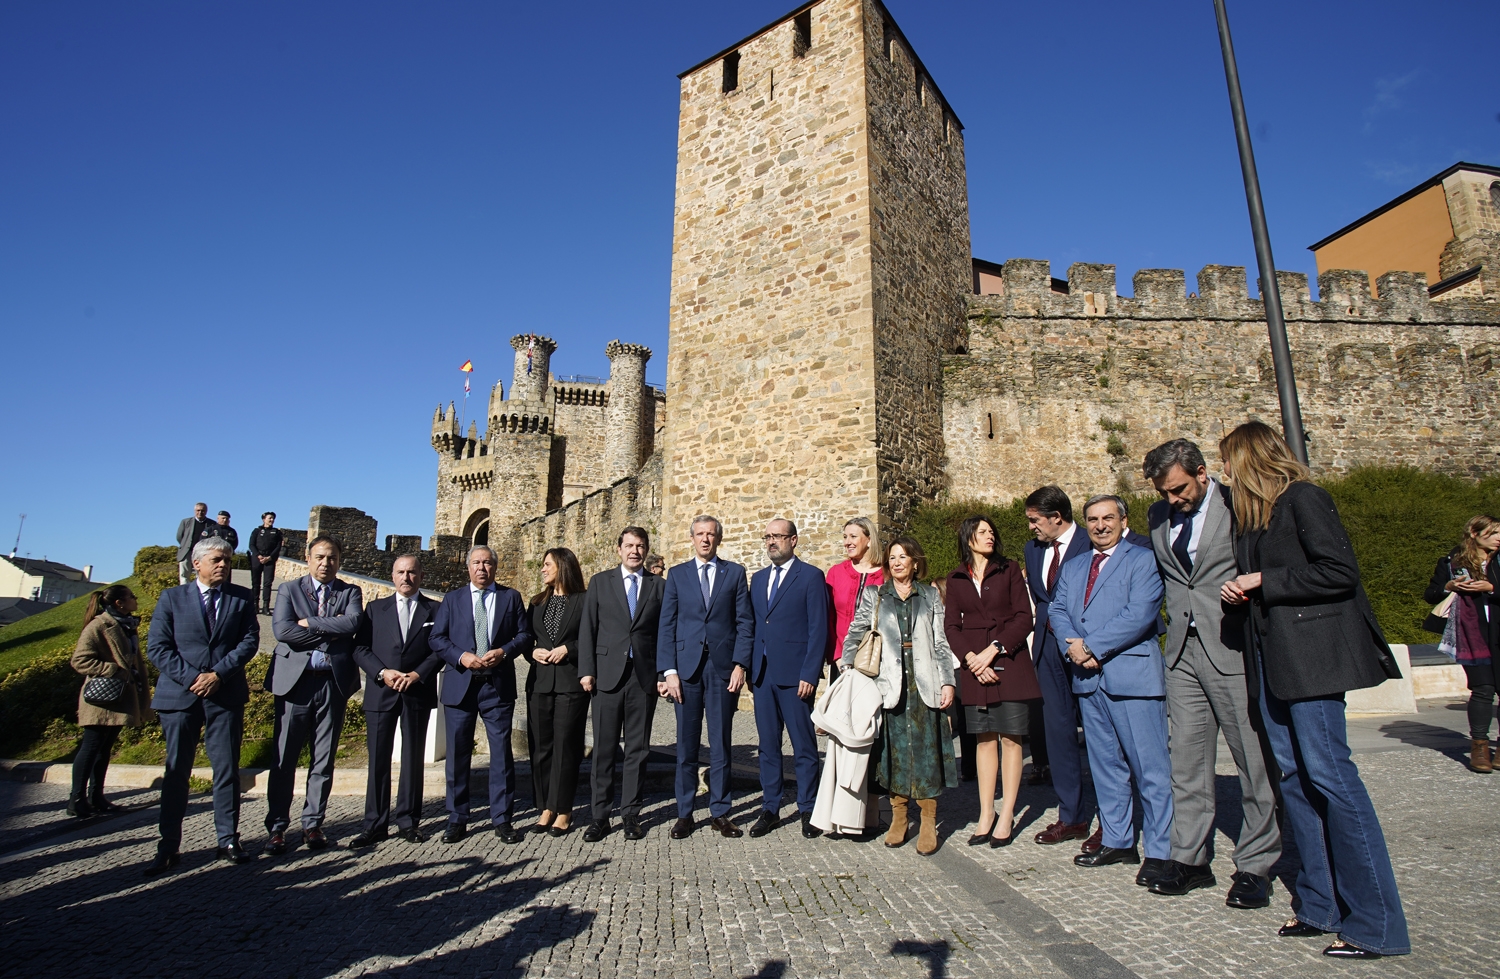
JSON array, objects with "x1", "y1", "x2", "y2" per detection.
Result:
[{"x1": 1, "y1": 699, "x2": 1493, "y2": 978}]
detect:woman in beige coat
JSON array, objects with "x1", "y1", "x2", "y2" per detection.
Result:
[{"x1": 69, "y1": 585, "x2": 153, "y2": 816}]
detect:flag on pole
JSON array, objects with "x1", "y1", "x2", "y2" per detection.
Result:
[
  {"x1": 464, "y1": 376, "x2": 470, "y2": 394},
  {"x1": 526, "y1": 335, "x2": 535, "y2": 376},
  {"x1": 459, "y1": 360, "x2": 473, "y2": 373}
]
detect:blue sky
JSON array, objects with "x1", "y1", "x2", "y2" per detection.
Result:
[{"x1": 2, "y1": 0, "x2": 1496, "y2": 584}]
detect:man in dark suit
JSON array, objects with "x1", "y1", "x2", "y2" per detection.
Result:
[
  {"x1": 747, "y1": 518, "x2": 828, "y2": 840},
  {"x1": 1022, "y1": 485, "x2": 1095, "y2": 847},
  {"x1": 429, "y1": 544, "x2": 532, "y2": 845},
  {"x1": 265, "y1": 535, "x2": 363, "y2": 854},
  {"x1": 1143, "y1": 439, "x2": 1278, "y2": 908},
  {"x1": 145, "y1": 536, "x2": 260, "y2": 874},
  {"x1": 658, "y1": 515, "x2": 754, "y2": 839},
  {"x1": 351, "y1": 553, "x2": 441, "y2": 847},
  {"x1": 579, "y1": 526, "x2": 664, "y2": 841},
  {"x1": 175, "y1": 501, "x2": 212, "y2": 584}
]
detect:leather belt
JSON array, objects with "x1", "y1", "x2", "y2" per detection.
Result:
[{"x1": 1185, "y1": 625, "x2": 1200, "y2": 638}]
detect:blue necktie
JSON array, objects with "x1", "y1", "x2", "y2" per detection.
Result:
[
  {"x1": 626, "y1": 572, "x2": 639, "y2": 618},
  {"x1": 769, "y1": 565, "x2": 784, "y2": 605},
  {"x1": 699, "y1": 563, "x2": 712, "y2": 608},
  {"x1": 203, "y1": 587, "x2": 219, "y2": 634},
  {"x1": 1172, "y1": 514, "x2": 1195, "y2": 575}
]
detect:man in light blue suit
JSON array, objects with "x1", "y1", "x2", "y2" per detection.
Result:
[
  {"x1": 1049, "y1": 494, "x2": 1172, "y2": 886},
  {"x1": 747, "y1": 518, "x2": 828, "y2": 840},
  {"x1": 658, "y1": 515, "x2": 754, "y2": 840}
]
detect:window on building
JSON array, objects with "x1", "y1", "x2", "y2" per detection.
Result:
[
  {"x1": 722, "y1": 51, "x2": 740, "y2": 93},
  {"x1": 883, "y1": 20, "x2": 895, "y2": 59},
  {"x1": 1491, "y1": 180, "x2": 1500, "y2": 215},
  {"x1": 793, "y1": 11, "x2": 811, "y2": 57}
]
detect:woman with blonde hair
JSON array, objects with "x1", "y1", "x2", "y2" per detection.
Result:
[
  {"x1": 1424, "y1": 514, "x2": 1500, "y2": 771},
  {"x1": 69, "y1": 584, "x2": 153, "y2": 817},
  {"x1": 1219, "y1": 421, "x2": 1407, "y2": 959},
  {"x1": 827, "y1": 517, "x2": 884, "y2": 669}
]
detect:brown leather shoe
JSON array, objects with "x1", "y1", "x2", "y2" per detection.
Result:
[
  {"x1": 1033, "y1": 820, "x2": 1090, "y2": 846},
  {"x1": 712, "y1": 816, "x2": 743, "y2": 838},
  {"x1": 670, "y1": 817, "x2": 694, "y2": 839},
  {"x1": 1471, "y1": 738, "x2": 1493, "y2": 773},
  {"x1": 1080, "y1": 827, "x2": 1103, "y2": 855}
]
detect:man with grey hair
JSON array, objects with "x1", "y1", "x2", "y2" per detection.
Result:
[
  {"x1": 429, "y1": 544, "x2": 532, "y2": 845},
  {"x1": 175, "y1": 502, "x2": 213, "y2": 584},
  {"x1": 145, "y1": 536, "x2": 260, "y2": 874},
  {"x1": 657, "y1": 515, "x2": 754, "y2": 839},
  {"x1": 1142, "y1": 438, "x2": 1279, "y2": 908}
]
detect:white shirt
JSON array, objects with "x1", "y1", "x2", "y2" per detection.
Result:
[
  {"x1": 1041, "y1": 522, "x2": 1079, "y2": 588},
  {"x1": 766, "y1": 556, "x2": 797, "y2": 600},
  {"x1": 1170, "y1": 479, "x2": 1217, "y2": 567},
  {"x1": 469, "y1": 583, "x2": 497, "y2": 647}
]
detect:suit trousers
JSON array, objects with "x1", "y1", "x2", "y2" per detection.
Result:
[
  {"x1": 752, "y1": 682, "x2": 820, "y2": 815},
  {"x1": 1166, "y1": 634, "x2": 1280, "y2": 872},
  {"x1": 248, "y1": 559, "x2": 277, "y2": 608},
  {"x1": 363, "y1": 698, "x2": 432, "y2": 834},
  {"x1": 265, "y1": 670, "x2": 347, "y2": 834},
  {"x1": 1035, "y1": 644, "x2": 1088, "y2": 824},
  {"x1": 1077, "y1": 688, "x2": 1173, "y2": 858},
  {"x1": 675, "y1": 658, "x2": 738, "y2": 819},
  {"x1": 528, "y1": 690, "x2": 588, "y2": 815},
  {"x1": 590, "y1": 677, "x2": 656, "y2": 820},
  {"x1": 444, "y1": 674, "x2": 516, "y2": 826},
  {"x1": 159, "y1": 699, "x2": 243, "y2": 852}
]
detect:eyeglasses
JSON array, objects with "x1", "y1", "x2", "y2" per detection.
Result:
[{"x1": 762, "y1": 533, "x2": 793, "y2": 542}]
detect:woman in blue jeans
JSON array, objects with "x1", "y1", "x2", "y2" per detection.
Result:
[{"x1": 1219, "y1": 421, "x2": 1408, "y2": 959}]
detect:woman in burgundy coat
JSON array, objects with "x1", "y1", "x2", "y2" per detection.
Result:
[{"x1": 944, "y1": 516, "x2": 1039, "y2": 846}]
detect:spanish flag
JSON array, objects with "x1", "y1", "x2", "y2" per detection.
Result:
[{"x1": 459, "y1": 360, "x2": 473, "y2": 372}]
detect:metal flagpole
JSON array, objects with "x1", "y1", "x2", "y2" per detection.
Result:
[{"x1": 1212, "y1": 0, "x2": 1309, "y2": 465}]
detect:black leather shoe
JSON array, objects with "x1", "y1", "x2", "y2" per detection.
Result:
[
  {"x1": 623, "y1": 816, "x2": 646, "y2": 840},
  {"x1": 349, "y1": 830, "x2": 387, "y2": 848},
  {"x1": 749, "y1": 812, "x2": 779, "y2": 838},
  {"x1": 711, "y1": 817, "x2": 742, "y2": 838},
  {"x1": 304, "y1": 828, "x2": 330, "y2": 851},
  {"x1": 583, "y1": 820, "x2": 611, "y2": 842},
  {"x1": 1279, "y1": 919, "x2": 1326, "y2": 938},
  {"x1": 1323, "y1": 941, "x2": 1382, "y2": 959},
  {"x1": 495, "y1": 822, "x2": 522, "y2": 844},
  {"x1": 264, "y1": 833, "x2": 287, "y2": 855},
  {"x1": 1026, "y1": 765, "x2": 1052, "y2": 786},
  {"x1": 1225, "y1": 871, "x2": 1273, "y2": 909},
  {"x1": 967, "y1": 814, "x2": 999, "y2": 847},
  {"x1": 801, "y1": 813, "x2": 822, "y2": 839},
  {"x1": 89, "y1": 798, "x2": 127, "y2": 814},
  {"x1": 1074, "y1": 845, "x2": 1140, "y2": 867},
  {"x1": 143, "y1": 851, "x2": 181, "y2": 877},
  {"x1": 66, "y1": 800, "x2": 94, "y2": 818},
  {"x1": 399, "y1": 828, "x2": 425, "y2": 843},
  {"x1": 441, "y1": 824, "x2": 467, "y2": 844},
  {"x1": 1134, "y1": 857, "x2": 1170, "y2": 887},
  {"x1": 216, "y1": 841, "x2": 252, "y2": 865},
  {"x1": 548, "y1": 821, "x2": 574, "y2": 838},
  {"x1": 1150, "y1": 861, "x2": 1216, "y2": 895}
]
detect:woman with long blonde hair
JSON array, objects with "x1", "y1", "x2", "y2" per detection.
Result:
[
  {"x1": 1219, "y1": 421, "x2": 1407, "y2": 959},
  {"x1": 1423, "y1": 514, "x2": 1500, "y2": 771}
]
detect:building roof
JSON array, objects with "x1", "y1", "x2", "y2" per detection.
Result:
[
  {"x1": 2, "y1": 555, "x2": 88, "y2": 581},
  {"x1": 0, "y1": 597, "x2": 54, "y2": 625},
  {"x1": 1308, "y1": 162, "x2": 1500, "y2": 252}
]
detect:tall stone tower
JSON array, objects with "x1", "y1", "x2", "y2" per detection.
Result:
[
  {"x1": 605, "y1": 340, "x2": 652, "y2": 482},
  {"x1": 662, "y1": 0, "x2": 972, "y2": 564}
]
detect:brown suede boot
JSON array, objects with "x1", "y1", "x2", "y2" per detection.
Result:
[
  {"x1": 1471, "y1": 739, "x2": 1494, "y2": 773},
  {"x1": 916, "y1": 798, "x2": 939, "y2": 855},
  {"x1": 885, "y1": 795, "x2": 909, "y2": 847}
]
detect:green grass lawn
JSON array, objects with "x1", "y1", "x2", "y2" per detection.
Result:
[{"x1": 0, "y1": 581, "x2": 134, "y2": 680}]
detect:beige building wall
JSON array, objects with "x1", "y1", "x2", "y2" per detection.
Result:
[{"x1": 1312, "y1": 185, "x2": 1452, "y2": 293}]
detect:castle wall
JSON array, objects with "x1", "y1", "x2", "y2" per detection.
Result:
[
  {"x1": 662, "y1": 0, "x2": 882, "y2": 567},
  {"x1": 551, "y1": 381, "x2": 610, "y2": 504},
  {"x1": 944, "y1": 261, "x2": 1500, "y2": 506}
]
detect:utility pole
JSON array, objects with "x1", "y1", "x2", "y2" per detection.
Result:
[
  {"x1": 1212, "y1": 0, "x2": 1309, "y2": 465},
  {"x1": 10, "y1": 514, "x2": 23, "y2": 559}
]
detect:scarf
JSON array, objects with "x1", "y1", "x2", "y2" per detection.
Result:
[{"x1": 1456, "y1": 593, "x2": 1491, "y2": 665}]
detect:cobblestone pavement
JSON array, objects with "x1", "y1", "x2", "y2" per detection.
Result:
[{"x1": 2, "y1": 699, "x2": 1494, "y2": 978}]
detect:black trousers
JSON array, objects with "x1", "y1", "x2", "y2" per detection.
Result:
[
  {"x1": 593, "y1": 677, "x2": 657, "y2": 820},
  {"x1": 363, "y1": 698, "x2": 432, "y2": 833},
  {"x1": 528, "y1": 690, "x2": 588, "y2": 815},
  {"x1": 1465, "y1": 663, "x2": 1497, "y2": 739},
  {"x1": 248, "y1": 558, "x2": 277, "y2": 608},
  {"x1": 71, "y1": 725, "x2": 121, "y2": 803}
]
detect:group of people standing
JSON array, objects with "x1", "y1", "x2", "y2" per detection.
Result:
[{"x1": 73, "y1": 421, "x2": 1415, "y2": 959}]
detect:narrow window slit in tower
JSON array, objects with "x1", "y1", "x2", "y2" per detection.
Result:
[
  {"x1": 986, "y1": 413, "x2": 994, "y2": 440},
  {"x1": 722, "y1": 51, "x2": 740, "y2": 93},
  {"x1": 793, "y1": 11, "x2": 811, "y2": 57},
  {"x1": 883, "y1": 20, "x2": 895, "y2": 59}
]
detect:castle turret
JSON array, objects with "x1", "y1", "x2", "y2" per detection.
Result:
[
  {"x1": 510, "y1": 334, "x2": 557, "y2": 405},
  {"x1": 430, "y1": 401, "x2": 460, "y2": 452},
  {"x1": 605, "y1": 340, "x2": 652, "y2": 482},
  {"x1": 486, "y1": 378, "x2": 505, "y2": 427}
]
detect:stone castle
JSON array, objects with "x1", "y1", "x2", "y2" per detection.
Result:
[{"x1": 411, "y1": 0, "x2": 1500, "y2": 585}]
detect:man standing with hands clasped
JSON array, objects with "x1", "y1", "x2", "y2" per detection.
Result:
[{"x1": 429, "y1": 545, "x2": 532, "y2": 845}]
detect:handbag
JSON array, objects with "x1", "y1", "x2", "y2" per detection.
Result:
[
  {"x1": 1424, "y1": 591, "x2": 1456, "y2": 635},
  {"x1": 1437, "y1": 604, "x2": 1460, "y2": 663},
  {"x1": 82, "y1": 674, "x2": 128, "y2": 710},
  {"x1": 850, "y1": 586, "x2": 883, "y2": 678}
]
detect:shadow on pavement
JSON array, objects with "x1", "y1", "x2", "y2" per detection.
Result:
[{"x1": 892, "y1": 938, "x2": 951, "y2": 978}]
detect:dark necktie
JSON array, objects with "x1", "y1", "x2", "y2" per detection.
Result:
[
  {"x1": 203, "y1": 587, "x2": 219, "y2": 634},
  {"x1": 769, "y1": 565, "x2": 784, "y2": 605},
  {"x1": 1083, "y1": 553, "x2": 1107, "y2": 604},
  {"x1": 1046, "y1": 541, "x2": 1062, "y2": 594},
  {"x1": 700, "y1": 562, "x2": 712, "y2": 608},
  {"x1": 1172, "y1": 514, "x2": 1195, "y2": 576}
]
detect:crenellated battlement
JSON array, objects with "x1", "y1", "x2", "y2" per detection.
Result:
[
  {"x1": 488, "y1": 412, "x2": 551, "y2": 436},
  {"x1": 553, "y1": 384, "x2": 608, "y2": 407}
]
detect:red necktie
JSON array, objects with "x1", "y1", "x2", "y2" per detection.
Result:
[
  {"x1": 1046, "y1": 541, "x2": 1062, "y2": 594},
  {"x1": 1083, "y1": 552, "x2": 1107, "y2": 604}
]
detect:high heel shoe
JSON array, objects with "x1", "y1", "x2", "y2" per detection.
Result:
[
  {"x1": 1278, "y1": 919, "x2": 1326, "y2": 938},
  {"x1": 1323, "y1": 940, "x2": 1382, "y2": 959},
  {"x1": 966, "y1": 814, "x2": 998, "y2": 847},
  {"x1": 989, "y1": 822, "x2": 1015, "y2": 848}
]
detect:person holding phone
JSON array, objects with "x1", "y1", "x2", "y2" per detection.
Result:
[{"x1": 1424, "y1": 515, "x2": 1500, "y2": 772}]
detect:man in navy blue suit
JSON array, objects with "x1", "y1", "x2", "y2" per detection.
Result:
[
  {"x1": 145, "y1": 536, "x2": 260, "y2": 875},
  {"x1": 428, "y1": 545, "x2": 532, "y2": 845},
  {"x1": 747, "y1": 519, "x2": 828, "y2": 840},
  {"x1": 658, "y1": 515, "x2": 754, "y2": 840}
]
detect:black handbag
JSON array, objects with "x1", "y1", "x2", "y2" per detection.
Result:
[{"x1": 82, "y1": 675, "x2": 128, "y2": 710}]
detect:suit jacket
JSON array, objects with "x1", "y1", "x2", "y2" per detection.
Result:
[
  {"x1": 525, "y1": 592, "x2": 585, "y2": 695},
  {"x1": 353, "y1": 593, "x2": 441, "y2": 710},
  {"x1": 1048, "y1": 541, "x2": 1166, "y2": 698},
  {"x1": 657, "y1": 558, "x2": 754, "y2": 679},
  {"x1": 943, "y1": 560, "x2": 1037, "y2": 703},
  {"x1": 579, "y1": 566, "x2": 664, "y2": 692},
  {"x1": 1147, "y1": 482, "x2": 1247, "y2": 673},
  {"x1": 748, "y1": 559, "x2": 828, "y2": 688},
  {"x1": 1024, "y1": 528, "x2": 1093, "y2": 669},
  {"x1": 269, "y1": 575, "x2": 363, "y2": 699},
  {"x1": 176, "y1": 516, "x2": 212, "y2": 562},
  {"x1": 429, "y1": 584, "x2": 532, "y2": 705},
  {"x1": 1235, "y1": 481, "x2": 1400, "y2": 701},
  {"x1": 147, "y1": 582, "x2": 260, "y2": 711}
]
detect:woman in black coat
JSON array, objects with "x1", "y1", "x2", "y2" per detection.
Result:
[
  {"x1": 1423, "y1": 515, "x2": 1500, "y2": 771},
  {"x1": 1219, "y1": 422, "x2": 1407, "y2": 960},
  {"x1": 525, "y1": 547, "x2": 587, "y2": 836}
]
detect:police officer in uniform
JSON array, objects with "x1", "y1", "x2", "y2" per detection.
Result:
[{"x1": 248, "y1": 512, "x2": 284, "y2": 615}]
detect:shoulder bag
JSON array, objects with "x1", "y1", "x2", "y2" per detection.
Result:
[
  {"x1": 82, "y1": 675, "x2": 128, "y2": 710},
  {"x1": 851, "y1": 583, "x2": 882, "y2": 678}
]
